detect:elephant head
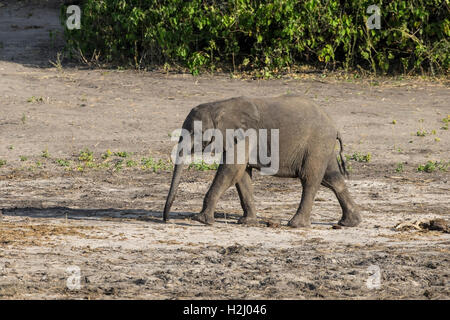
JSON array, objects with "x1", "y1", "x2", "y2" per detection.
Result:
[{"x1": 163, "y1": 98, "x2": 260, "y2": 221}]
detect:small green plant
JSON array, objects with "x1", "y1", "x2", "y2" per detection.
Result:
[
  {"x1": 141, "y1": 157, "x2": 170, "y2": 172},
  {"x1": 42, "y1": 149, "x2": 50, "y2": 158},
  {"x1": 188, "y1": 160, "x2": 219, "y2": 171},
  {"x1": 78, "y1": 148, "x2": 94, "y2": 162},
  {"x1": 8, "y1": 145, "x2": 14, "y2": 150},
  {"x1": 416, "y1": 130, "x2": 427, "y2": 137},
  {"x1": 346, "y1": 152, "x2": 371, "y2": 163},
  {"x1": 141, "y1": 157, "x2": 155, "y2": 168},
  {"x1": 395, "y1": 162, "x2": 404, "y2": 173},
  {"x1": 346, "y1": 163, "x2": 353, "y2": 173},
  {"x1": 392, "y1": 120, "x2": 397, "y2": 125},
  {"x1": 97, "y1": 162, "x2": 110, "y2": 169},
  {"x1": 21, "y1": 113, "x2": 27, "y2": 124},
  {"x1": 0, "y1": 159, "x2": 6, "y2": 167},
  {"x1": 19, "y1": 156, "x2": 28, "y2": 161},
  {"x1": 114, "y1": 151, "x2": 130, "y2": 158},
  {"x1": 85, "y1": 161, "x2": 97, "y2": 168},
  {"x1": 126, "y1": 160, "x2": 138, "y2": 167},
  {"x1": 35, "y1": 160, "x2": 42, "y2": 168},
  {"x1": 102, "y1": 149, "x2": 113, "y2": 159},
  {"x1": 441, "y1": 116, "x2": 449, "y2": 130},
  {"x1": 418, "y1": 161, "x2": 436, "y2": 173},
  {"x1": 114, "y1": 160, "x2": 124, "y2": 172},
  {"x1": 417, "y1": 161, "x2": 448, "y2": 173},
  {"x1": 27, "y1": 96, "x2": 44, "y2": 103},
  {"x1": 49, "y1": 52, "x2": 63, "y2": 71},
  {"x1": 56, "y1": 159, "x2": 70, "y2": 167}
]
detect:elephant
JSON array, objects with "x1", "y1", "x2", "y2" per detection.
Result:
[{"x1": 163, "y1": 95, "x2": 361, "y2": 228}]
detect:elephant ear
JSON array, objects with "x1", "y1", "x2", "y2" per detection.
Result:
[{"x1": 211, "y1": 97, "x2": 260, "y2": 131}]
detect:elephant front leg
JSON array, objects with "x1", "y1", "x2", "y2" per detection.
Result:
[{"x1": 192, "y1": 164, "x2": 246, "y2": 225}]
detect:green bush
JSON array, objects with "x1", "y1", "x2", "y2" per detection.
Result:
[{"x1": 62, "y1": 0, "x2": 449, "y2": 75}]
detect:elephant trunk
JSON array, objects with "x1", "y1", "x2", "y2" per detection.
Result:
[
  {"x1": 163, "y1": 163, "x2": 184, "y2": 221},
  {"x1": 164, "y1": 114, "x2": 206, "y2": 221}
]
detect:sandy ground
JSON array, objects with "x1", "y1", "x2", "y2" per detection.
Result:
[{"x1": 0, "y1": 0, "x2": 449, "y2": 299}]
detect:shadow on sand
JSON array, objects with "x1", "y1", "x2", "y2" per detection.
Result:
[{"x1": 1, "y1": 206, "x2": 246, "y2": 227}]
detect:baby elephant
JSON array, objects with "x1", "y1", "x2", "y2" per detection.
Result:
[{"x1": 163, "y1": 95, "x2": 361, "y2": 228}]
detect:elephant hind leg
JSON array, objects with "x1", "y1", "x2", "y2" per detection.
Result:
[
  {"x1": 288, "y1": 158, "x2": 328, "y2": 228},
  {"x1": 193, "y1": 163, "x2": 247, "y2": 225},
  {"x1": 236, "y1": 167, "x2": 258, "y2": 225},
  {"x1": 321, "y1": 158, "x2": 361, "y2": 227}
]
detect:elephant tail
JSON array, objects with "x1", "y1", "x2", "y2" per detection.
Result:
[{"x1": 336, "y1": 132, "x2": 349, "y2": 178}]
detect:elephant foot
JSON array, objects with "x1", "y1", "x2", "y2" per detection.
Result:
[
  {"x1": 338, "y1": 212, "x2": 361, "y2": 227},
  {"x1": 288, "y1": 215, "x2": 311, "y2": 228},
  {"x1": 237, "y1": 216, "x2": 259, "y2": 226},
  {"x1": 191, "y1": 213, "x2": 215, "y2": 225}
]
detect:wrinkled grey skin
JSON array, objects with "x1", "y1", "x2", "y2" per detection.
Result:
[{"x1": 164, "y1": 95, "x2": 361, "y2": 228}]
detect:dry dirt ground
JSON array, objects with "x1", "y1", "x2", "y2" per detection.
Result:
[{"x1": 0, "y1": 0, "x2": 449, "y2": 299}]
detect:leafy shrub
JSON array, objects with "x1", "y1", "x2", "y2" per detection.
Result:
[{"x1": 62, "y1": 0, "x2": 449, "y2": 75}]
